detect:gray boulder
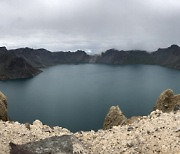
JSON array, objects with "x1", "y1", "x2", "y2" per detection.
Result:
[{"x1": 10, "y1": 135, "x2": 88, "y2": 154}]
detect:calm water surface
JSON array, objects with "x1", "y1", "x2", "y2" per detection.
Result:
[{"x1": 1, "y1": 64, "x2": 180, "y2": 132}]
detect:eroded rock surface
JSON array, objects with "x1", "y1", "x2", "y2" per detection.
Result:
[
  {"x1": 0, "y1": 91, "x2": 8, "y2": 121},
  {"x1": 103, "y1": 106, "x2": 127, "y2": 130},
  {"x1": 103, "y1": 106, "x2": 141, "y2": 130},
  {"x1": 154, "y1": 89, "x2": 180, "y2": 112}
]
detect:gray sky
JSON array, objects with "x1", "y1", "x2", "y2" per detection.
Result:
[{"x1": 0, "y1": 0, "x2": 180, "y2": 53}]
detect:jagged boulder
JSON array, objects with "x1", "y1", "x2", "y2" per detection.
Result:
[
  {"x1": 103, "y1": 106, "x2": 127, "y2": 130},
  {"x1": 10, "y1": 135, "x2": 87, "y2": 154},
  {"x1": 154, "y1": 89, "x2": 180, "y2": 112},
  {"x1": 0, "y1": 91, "x2": 8, "y2": 121}
]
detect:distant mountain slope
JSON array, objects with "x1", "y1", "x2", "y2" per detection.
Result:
[
  {"x1": 96, "y1": 49, "x2": 153, "y2": 64},
  {"x1": 0, "y1": 47, "x2": 91, "y2": 80},
  {"x1": 96, "y1": 44, "x2": 180, "y2": 70},
  {"x1": 9, "y1": 48, "x2": 91, "y2": 67},
  {"x1": 0, "y1": 44, "x2": 180, "y2": 80},
  {"x1": 152, "y1": 44, "x2": 180, "y2": 69}
]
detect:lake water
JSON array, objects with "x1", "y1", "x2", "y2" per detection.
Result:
[{"x1": 1, "y1": 64, "x2": 180, "y2": 132}]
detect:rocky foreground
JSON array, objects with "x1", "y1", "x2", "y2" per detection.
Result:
[{"x1": 0, "y1": 110, "x2": 179, "y2": 154}]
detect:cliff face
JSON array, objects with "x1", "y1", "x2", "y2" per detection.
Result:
[
  {"x1": 0, "y1": 47, "x2": 41, "y2": 80},
  {"x1": 8, "y1": 48, "x2": 91, "y2": 67},
  {"x1": 1, "y1": 44, "x2": 180, "y2": 80},
  {"x1": 0, "y1": 47, "x2": 91, "y2": 80},
  {"x1": 152, "y1": 44, "x2": 180, "y2": 69},
  {"x1": 0, "y1": 56, "x2": 42, "y2": 80},
  {"x1": 96, "y1": 49, "x2": 153, "y2": 65},
  {"x1": 96, "y1": 44, "x2": 180, "y2": 70}
]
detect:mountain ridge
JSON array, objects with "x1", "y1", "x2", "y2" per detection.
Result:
[{"x1": 0, "y1": 44, "x2": 180, "y2": 80}]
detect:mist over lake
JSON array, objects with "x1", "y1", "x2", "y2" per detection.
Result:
[{"x1": 1, "y1": 64, "x2": 180, "y2": 132}]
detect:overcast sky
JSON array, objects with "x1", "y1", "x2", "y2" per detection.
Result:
[{"x1": 0, "y1": 0, "x2": 180, "y2": 53}]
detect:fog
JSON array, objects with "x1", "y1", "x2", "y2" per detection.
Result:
[{"x1": 0, "y1": 0, "x2": 180, "y2": 53}]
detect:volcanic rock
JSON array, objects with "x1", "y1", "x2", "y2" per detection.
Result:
[
  {"x1": 0, "y1": 56, "x2": 42, "y2": 80},
  {"x1": 10, "y1": 135, "x2": 87, "y2": 154},
  {"x1": 0, "y1": 91, "x2": 8, "y2": 121},
  {"x1": 154, "y1": 89, "x2": 180, "y2": 112},
  {"x1": 103, "y1": 106, "x2": 127, "y2": 130}
]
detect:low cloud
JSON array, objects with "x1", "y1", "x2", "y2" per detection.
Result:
[{"x1": 0, "y1": 0, "x2": 180, "y2": 53}]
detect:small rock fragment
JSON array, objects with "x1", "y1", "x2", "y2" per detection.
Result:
[
  {"x1": 174, "y1": 104, "x2": 180, "y2": 112},
  {"x1": 25, "y1": 123, "x2": 31, "y2": 130},
  {"x1": 127, "y1": 126, "x2": 133, "y2": 131}
]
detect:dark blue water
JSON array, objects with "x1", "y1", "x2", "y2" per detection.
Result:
[{"x1": 1, "y1": 64, "x2": 180, "y2": 132}]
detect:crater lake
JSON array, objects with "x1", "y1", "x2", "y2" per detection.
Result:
[{"x1": 1, "y1": 64, "x2": 180, "y2": 132}]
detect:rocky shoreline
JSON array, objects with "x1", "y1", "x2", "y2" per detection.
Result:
[
  {"x1": 0, "y1": 89, "x2": 180, "y2": 153},
  {"x1": 0, "y1": 110, "x2": 179, "y2": 153}
]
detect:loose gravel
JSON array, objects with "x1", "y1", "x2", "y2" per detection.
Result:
[{"x1": 0, "y1": 110, "x2": 180, "y2": 154}]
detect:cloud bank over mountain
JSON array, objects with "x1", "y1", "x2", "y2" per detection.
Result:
[{"x1": 0, "y1": 0, "x2": 180, "y2": 53}]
